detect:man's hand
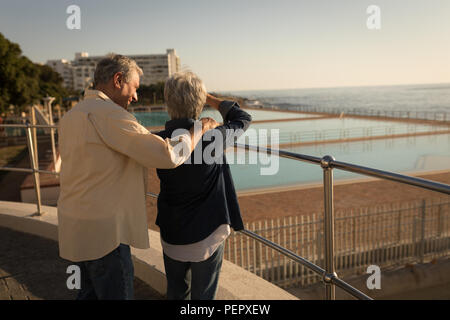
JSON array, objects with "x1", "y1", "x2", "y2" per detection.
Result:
[
  {"x1": 200, "y1": 117, "x2": 220, "y2": 132},
  {"x1": 188, "y1": 117, "x2": 219, "y2": 151}
]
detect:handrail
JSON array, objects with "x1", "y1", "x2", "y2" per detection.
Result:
[
  {"x1": 233, "y1": 142, "x2": 449, "y2": 300},
  {"x1": 0, "y1": 167, "x2": 57, "y2": 175},
  {"x1": 1, "y1": 124, "x2": 59, "y2": 129},
  {"x1": 240, "y1": 229, "x2": 373, "y2": 300},
  {"x1": 234, "y1": 143, "x2": 450, "y2": 195},
  {"x1": 146, "y1": 191, "x2": 373, "y2": 300},
  {"x1": 330, "y1": 159, "x2": 449, "y2": 194},
  {"x1": 2, "y1": 122, "x2": 450, "y2": 300}
]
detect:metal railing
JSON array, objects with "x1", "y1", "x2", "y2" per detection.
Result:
[
  {"x1": 1, "y1": 122, "x2": 450, "y2": 300},
  {"x1": 231, "y1": 143, "x2": 449, "y2": 300},
  {"x1": 0, "y1": 123, "x2": 59, "y2": 215}
]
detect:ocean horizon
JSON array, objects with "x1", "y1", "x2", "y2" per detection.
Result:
[{"x1": 221, "y1": 82, "x2": 450, "y2": 114}]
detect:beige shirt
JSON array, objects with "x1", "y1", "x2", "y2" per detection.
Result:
[{"x1": 57, "y1": 89, "x2": 191, "y2": 262}]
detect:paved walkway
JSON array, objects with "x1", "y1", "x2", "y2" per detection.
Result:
[{"x1": 0, "y1": 226, "x2": 164, "y2": 300}]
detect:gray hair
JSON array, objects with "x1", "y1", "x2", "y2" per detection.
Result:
[
  {"x1": 94, "y1": 54, "x2": 143, "y2": 87},
  {"x1": 164, "y1": 72, "x2": 207, "y2": 120}
]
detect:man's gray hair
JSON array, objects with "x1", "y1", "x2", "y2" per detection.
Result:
[
  {"x1": 94, "y1": 54, "x2": 143, "y2": 87},
  {"x1": 164, "y1": 72, "x2": 207, "y2": 120}
]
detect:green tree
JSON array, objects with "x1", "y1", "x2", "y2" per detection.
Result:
[
  {"x1": 0, "y1": 32, "x2": 70, "y2": 113},
  {"x1": 37, "y1": 64, "x2": 70, "y2": 107},
  {"x1": 134, "y1": 82, "x2": 165, "y2": 106},
  {"x1": 0, "y1": 33, "x2": 40, "y2": 113}
]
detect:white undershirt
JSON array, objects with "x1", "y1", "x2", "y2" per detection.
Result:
[{"x1": 160, "y1": 224, "x2": 231, "y2": 262}]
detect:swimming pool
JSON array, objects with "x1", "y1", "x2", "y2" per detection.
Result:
[
  {"x1": 133, "y1": 108, "x2": 317, "y2": 127},
  {"x1": 241, "y1": 118, "x2": 449, "y2": 145},
  {"x1": 134, "y1": 108, "x2": 450, "y2": 192},
  {"x1": 228, "y1": 133, "x2": 450, "y2": 191}
]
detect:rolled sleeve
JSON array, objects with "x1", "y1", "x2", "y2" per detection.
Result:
[
  {"x1": 218, "y1": 100, "x2": 237, "y2": 120},
  {"x1": 88, "y1": 110, "x2": 191, "y2": 169},
  {"x1": 211, "y1": 101, "x2": 253, "y2": 150}
]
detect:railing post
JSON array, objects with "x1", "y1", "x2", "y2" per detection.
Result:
[
  {"x1": 25, "y1": 124, "x2": 43, "y2": 216},
  {"x1": 420, "y1": 199, "x2": 426, "y2": 263},
  {"x1": 321, "y1": 155, "x2": 337, "y2": 300},
  {"x1": 44, "y1": 97, "x2": 57, "y2": 168},
  {"x1": 317, "y1": 231, "x2": 322, "y2": 267},
  {"x1": 31, "y1": 106, "x2": 39, "y2": 170}
]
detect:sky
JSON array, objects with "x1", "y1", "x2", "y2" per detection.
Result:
[{"x1": 0, "y1": 0, "x2": 449, "y2": 92}]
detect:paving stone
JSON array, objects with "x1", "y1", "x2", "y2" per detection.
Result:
[{"x1": 0, "y1": 226, "x2": 164, "y2": 300}]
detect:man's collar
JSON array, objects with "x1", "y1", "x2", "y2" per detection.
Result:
[
  {"x1": 165, "y1": 118, "x2": 196, "y2": 131},
  {"x1": 84, "y1": 89, "x2": 112, "y2": 102}
]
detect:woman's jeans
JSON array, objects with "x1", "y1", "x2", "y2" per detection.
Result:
[
  {"x1": 163, "y1": 243, "x2": 224, "y2": 300},
  {"x1": 75, "y1": 243, "x2": 134, "y2": 300}
]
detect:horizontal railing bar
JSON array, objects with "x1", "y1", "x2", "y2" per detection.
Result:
[
  {"x1": 330, "y1": 160, "x2": 450, "y2": 195},
  {"x1": 240, "y1": 229, "x2": 373, "y2": 300},
  {"x1": 239, "y1": 228, "x2": 325, "y2": 275},
  {"x1": 147, "y1": 191, "x2": 373, "y2": 300},
  {"x1": 234, "y1": 143, "x2": 450, "y2": 195},
  {"x1": 234, "y1": 143, "x2": 322, "y2": 165},
  {"x1": 0, "y1": 167, "x2": 58, "y2": 175},
  {"x1": 0, "y1": 124, "x2": 59, "y2": 129},
  {"x1": 331, "y1": 276, "x2": 372, "y2": 300},
  {"x1": 0, "y1": 167, "x2": 34, "y2": 173}
]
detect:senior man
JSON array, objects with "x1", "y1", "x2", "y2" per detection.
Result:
[{"x1": 57, "y1": 54, "x2": 217, "y2": 300}]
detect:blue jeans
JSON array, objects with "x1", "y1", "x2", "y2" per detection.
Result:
[
  {"x1": 75, "y1": 244, "x2": 134, "y2": 300},
  {"x1": 163, "y1": 243, "x2": 224, "y2": 300}
]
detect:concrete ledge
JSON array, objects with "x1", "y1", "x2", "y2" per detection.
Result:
[{"x1": 0, "y1": 201, "x2": 298, "y2": 300}]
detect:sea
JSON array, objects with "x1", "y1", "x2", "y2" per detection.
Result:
[{"x1": 222, "y1": 83, "x2": 450, "y2": 114}]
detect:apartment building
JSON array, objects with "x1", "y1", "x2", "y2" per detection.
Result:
[{"x1": 46, "y1": 49, "x2": 180, "y2": 91}]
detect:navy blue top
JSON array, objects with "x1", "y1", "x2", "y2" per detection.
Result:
[{"x1": 154, "y1": 101, "x2": 252, "y2": 245}]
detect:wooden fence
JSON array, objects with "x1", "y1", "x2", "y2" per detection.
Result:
[{"x1": 224, "y1": 198, "x2": 450, "y2": 288}]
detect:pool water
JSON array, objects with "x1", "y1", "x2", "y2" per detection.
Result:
[
  {"x1": 228, "y1": 134, "x2": 450, "y2": 191},
  {"x1": 242, "y1": 118, "x2": 449, "y2": 145},
  {"x1": 133, "y1": 108, "x2": 317, "y2": 127},
  {"x1": 134, "y1": 108, "x2": 450, "y2": 192}
]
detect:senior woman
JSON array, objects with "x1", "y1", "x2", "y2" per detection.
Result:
[{"x1": 154, "y1": 72, "x2": 252, "y2": 300}]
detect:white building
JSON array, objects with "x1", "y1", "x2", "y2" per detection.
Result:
[
  {"x1": 46, "y1": 59, "x2": 74, "y2": 89},
  {"x1": 46, "y1": 49, "x2": 180, "y2": 91}
]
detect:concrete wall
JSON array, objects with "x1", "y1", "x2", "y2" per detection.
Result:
[
  {"x1": 21, "y1": 186, "x2": 59, "y2": 206},
  {"x1": 0, "y1": 201, "x2": 298, "y2": 300}
]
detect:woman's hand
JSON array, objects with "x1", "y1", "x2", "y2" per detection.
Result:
[{"x1": 206, "y1": 94, "x2": 223, "y2": 110}]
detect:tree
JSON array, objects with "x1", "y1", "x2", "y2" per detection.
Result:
[
  {"x1": 0, "y1": 32, "x2": 70, "y2": 113},
  {"x1": 134, "y1": 82, "x2": 165, "y2": 106}
]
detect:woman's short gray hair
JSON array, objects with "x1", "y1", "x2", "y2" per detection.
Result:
[
  {"x1": 94, "y1": 54, "x2": 143, "y2": 87},
  {"x1": 164, "y1": 72, "x2": 207, "y2": 120}
]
